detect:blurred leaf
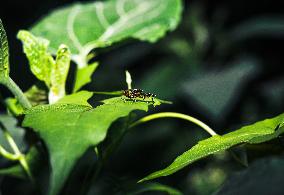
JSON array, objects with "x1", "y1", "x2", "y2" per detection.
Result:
[
  {"x1": 56, "y1": 90, "x2": 93, "y2": 107},
  {"x1": 17, "y1": 30, "x2": 54, "y2": 87},
  {"x1": 0, "y1": 19, "x2": 9, "y2": 80},
  {"x1": 23, "y1": 97, "x2": 160, "y2": 195},
  {"x1": 183, "y1": 59, "x2": 259, "y2": 121},
  {"x1": 124, "y1": 182, "x2": 182, "y2": 195},
  {"x1": 189, "y1": 166, "x2": 226, "y2": 195},
  {"x1": 49, "y1": 45, "x2": 71, "y2": 104},
  {"x1": 139, "y1": 113, "x2": 284, "y2": 182},
  {"x1": 230, "y1": 16, "x2": 284, "y2": 41},
  {"x1": 215, "y1": 156, "x2": 284, "y2": 195},
  {"x1": 0, "y1": 114, "x2": 26, "y2": 153},
  {"x1": 30, "y1": 0, "x2": 182, "y2": 66},
  {"x1": 73, "y1": 62, "x2": 99, "y2": 92}
]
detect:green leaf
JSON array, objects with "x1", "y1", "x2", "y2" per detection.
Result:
[
  {"x1": 17, "y1": 30, "x2": 54, "y2": 86},
  {"x1": 56, "y1": 90, "x2": 93, "y2": 107},
  {"x1": 73, "y1": 62, "x2": 99, "y2": 92},
  {"x1": 139, "y1": 113, "x2": 284, "y2": 182},
  {"x1": 30, "y1": 0, "x2": 182, "y2": 66},
  {"x1": 49, "y1": 44, "x2": 71, "y2": 103},
  {"x1": 23, "y1": 97, "x2": 158, "y2": 195},
  {"x1": 0, "y1": 19, "x2": 9, "y2": 80}
]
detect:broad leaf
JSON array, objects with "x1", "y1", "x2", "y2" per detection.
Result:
[
  {"x1": 139, "y1": 113, "x2": 284, "y2": 182},
  {"x1": 23, "y1": 97, "x2": 159, "y2": 195},
  {"x1": 49, "y1": 44, "x2": 71, "y2": 104},
  {"x1": 30, "y1": 0, "x2": 182, "y2": 66},
  {"x1": 56, "y1": 90, "x2": 93, "y2": 107},
  {"x1": 17, "y1": 30, "x2": 54, "y2": 87},
  {"x1": 0, "y1": 19, "x2": 9, "y2": 80},
  {"x1": 73, "y1": 62, "x2": 99, "y2": 92}
]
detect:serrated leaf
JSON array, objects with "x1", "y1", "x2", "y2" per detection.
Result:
[
  {"x1": 49, "y1": 44, "x2": 71, "y2": 104},
  {"x1": 0, "y1": 19, "x2": 9, "y2": 79},
  {"x1": 56, "y1": 90, "x2": 93, "y2": 107},
  {"x1": 17, "y1": 30, "x2": 54, "y2": 86},
  {"x1": 23, "y1": 97, "x2": 158, "y2": 195},
  {"x1": 30, "y1": 0, "x2": 182, "y2": 66},
  {"x1": 73, "y1": 62, "x2": 99, "y2": 92},
  {"x1": 139, "y1": 114, "x2": 284, "y2": 182}
]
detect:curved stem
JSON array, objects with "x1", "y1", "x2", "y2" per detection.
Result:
[
  {"x1": 1, "y1": 77, "x2": 31, "y2": 109},
  {"x1": 0, "y1": 122, "x2": 33, "y2": 181},
  {"x1": 129, "y1": 112, "x2": 217, "y2": 136},
  {"x1": 0, "y1": 145, "x2": 19, "y2": 160}
]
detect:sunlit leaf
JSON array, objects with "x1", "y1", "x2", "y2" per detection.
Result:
[
  {"x1": 31, "y1": 0, "x2": 182, "y2": 66},
  {"x1": 17, "y1": 30, "x2": 54, "y2": 87},
  {"x1": 49, "y1": 44, "x2": 71, "y2": 104},
  {"x1": 0, "y1": 19, "x2": 9, "y2": 80},
  {"x1": 73, "y1": 62, "x2": 99, "y2": 92},
  {"x1": 23, "y1": 97, "x2": 160, "y2": 195},
  {"x1": 56, "y1": 90, "x2": 93, "y2": 107},
  {"x1": 139, "y1": 113, "x2": 284, "y2": 182}
]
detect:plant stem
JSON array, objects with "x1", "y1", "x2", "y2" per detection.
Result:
[
  {"x1": 129, "y1": 112, "x2": 217, "y2": 136},
  {"x1": 1, "y1": 77, "x2": 31, "y2": 109},
  {"x1": 0, "y1": 122, "x2": 33, "y2": 181},
  {"x1": 0, "y1": 145, "x2": 19, "y2": 160}
]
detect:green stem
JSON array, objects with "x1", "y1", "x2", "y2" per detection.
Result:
[
  {"x1": 130, "y1": 112, "x2": 217, "y2": 136},
  {"x1": 0, "y1": 122, "x2": 33, "y2": 181},
  {"x1": 0, "y1": 145, "x2": 19, "y2": 160},
  {"x1": 1, "y1": 77, "x2": 31, "y2": 109}
]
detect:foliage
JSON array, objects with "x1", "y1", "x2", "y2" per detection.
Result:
[{"x1": 0, "y1": 0, "x2": 284, "y2": 195}]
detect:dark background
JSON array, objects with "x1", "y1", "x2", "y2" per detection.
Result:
[{"x1": 1, "y1": 0, "x2": 284, "y2": 194}]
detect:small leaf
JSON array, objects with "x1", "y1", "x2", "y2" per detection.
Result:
[
  {"x1": 56, "y1": 90, "x2": 93, "y2": 107},
  {"x1": 139, "y1": 114, "x2": 284, "y2": 182},
  {"x1": 49, "y1": 44, "x2": 71, "y2": 104},
  {"x1": 17, "y1": 30, "x2": 54, "y2": 86},
  {"x1": 23, "y1": 97, "x2": 159, "y2": 195},
  {"x1": 0, "y1": 19, "x2": 9, "y2": 79},
  {"x1": 73, "y1": 62, "x2": 99, "y2": 92},
  {"x1": 30, "y1": 0, "x2": 182, "y2": 65}
]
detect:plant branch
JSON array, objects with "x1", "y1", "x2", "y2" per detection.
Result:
[
  {"x1": 130, "y1": 112, "x2": 217, "y2": 136},
  {"x1": 0, "y1": 122, "x2": 33, "y2": 181},
  {"x1": 1, "y1": 77, "x2": 31, "y2": 109}
]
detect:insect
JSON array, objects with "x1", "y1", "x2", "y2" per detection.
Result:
[{"x1": 123, "y1": 89, "x2": 156, "y2": 102}]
